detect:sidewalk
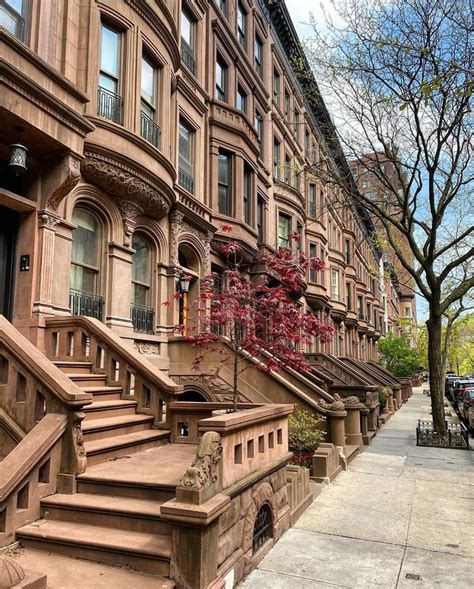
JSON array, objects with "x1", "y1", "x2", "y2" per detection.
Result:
[{"x1": 241, "y1": 388, "x2": 474, "y2": 588}]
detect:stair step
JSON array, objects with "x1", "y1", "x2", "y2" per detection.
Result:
[
  {"x1": 54, "y1": 361, "x2": 93, "y2": 375},
  {"x1": 41, "y1": 493, "x2": 171, "y2": 535},
  {"x1": 84, "y1": 399, "x2": 138, "y2": 419},
  {"x1": 81, "y1": 386, "x2": 123, "y2": 401},
  {"x1": 17, "y1": 520, "x2": 171, "y2": 576},
  {"x1": 82, "y1": 414, "x2": 154, "y2": 441},
  {"x1": 66, "y1": 373, "x2": 108, "y2": 387},
  {"x1": 84, "y1": 430, "x2": 170, "y2": 465}
]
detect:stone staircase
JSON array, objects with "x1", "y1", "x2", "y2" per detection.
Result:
[{"x1": 16, "y1": 359, "x2": 180, "y2": 587}]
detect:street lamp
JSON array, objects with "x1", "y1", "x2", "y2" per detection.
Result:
[{"x1": 176, "y1": 271, "x2": 192, "y2": 334}]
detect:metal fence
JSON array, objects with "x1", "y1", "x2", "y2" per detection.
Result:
[{"x1": 416, "y1": 419, "x2": 469, "y2": 449}]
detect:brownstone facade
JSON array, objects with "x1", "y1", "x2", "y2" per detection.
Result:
[{"x1": 0, "y1": 0, "x2": 413, "y2": 365}]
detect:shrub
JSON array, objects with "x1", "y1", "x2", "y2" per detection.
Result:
[{"x1": 288, "y1": 409, "x2": 325, "y2": 467}]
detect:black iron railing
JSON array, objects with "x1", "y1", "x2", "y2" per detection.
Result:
[
  {"x1": 97, "y1": 86, "x2": 123, "y2": 124},
  {"x1": 253, "y1": 504, "x2": 272, "y2": 553},
  {"x1": 131, "y1": 304, "x2": 155, "y2": 334},
  {"x1": 416, "y1": 420, "x2": 469, "y2": 449},
  {"x1": 178, "y1": 167, "x2": 195, "y2": 194},
  {"x1": 181, "y1": 39, "x2": 196, "y2": 75},
  {"x1": 70, "y1": 289, "x2": 104, "y2": 321},
  {"x1": 140, "y1": 111, "x2": 160, "y2": 148}
]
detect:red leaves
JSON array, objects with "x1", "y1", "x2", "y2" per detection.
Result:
[
  {"x1": 181, "y1": 238, "x2": 333, "y2": 379},
  {"x1": 162, "y1": 301, "x2": 171, "y2": 307},
  {"x1": 220, "y1": 224, "x2": 233, "y2": 233}
]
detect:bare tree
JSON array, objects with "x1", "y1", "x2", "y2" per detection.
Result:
[{"x1": 297, "y1": 0, "x2": 473, "y2": 432}]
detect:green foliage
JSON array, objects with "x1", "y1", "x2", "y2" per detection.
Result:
[
  {"x1": 288, "y1": 409, "x2": 325, "y2": 456},
  {"x1": 377, "y1": 333, "x2": 421, "y2": 377},
  {"x1": 378, "y1": 386, "x2": 391, "y2": 411}
]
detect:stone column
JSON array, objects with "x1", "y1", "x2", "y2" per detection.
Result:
[
  {"x1": 387, "y1": 390, "x2": 395, "y2": 413},
  {"x1": 344, "y1": 406, "x2": 363, "y2": 449},
  {"x1": 33, "y1": 210, "x2": 62, "y2": 316},
  {"x1": 106, "y1": 242, "x2": 134, "y2": 335},
  {"x1": 360, "y1": 408, "x2": 370, "y2": 444},
  {"x1": 327, "y1": 410, "x2": 347, "y2": 447},
  {"x1": 394, "y1": 387, "x2": 403, "y2": 409}
]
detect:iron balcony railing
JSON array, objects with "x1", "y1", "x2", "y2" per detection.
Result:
[
  {"x1": 97, "y1": 86, "x2": 123, "y2": 124},
  {"x1": 178, "y1": 167, "x2": 195, "y2": 194},
  {"x1": 70, "y1": 289, "x2": 104, "y2": 321},
  {"x1": 181, "y1": 39, "x2": 196, "y2": 75},
  {"x1": 140, "y1": 111, "x2": 160, "y2": 148},
  {"x1": 131, "y1": 304, "x2": 155, "y2": 334}
]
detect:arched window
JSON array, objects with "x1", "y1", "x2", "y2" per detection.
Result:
[
  {"x1": 70, "y1": 208, "x2": 104, "y2": 320},
  {"x1": 131, "y1": 234, "x2": 154, "y2": 333}
]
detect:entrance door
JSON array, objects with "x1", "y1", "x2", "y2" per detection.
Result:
[{"x1": 0, "y1": 206, "x2": 19, "y2": 320}]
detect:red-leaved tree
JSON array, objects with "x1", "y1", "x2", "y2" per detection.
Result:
[{"x1": 176, "y1": 228, "x2": 334, "y2": 411}]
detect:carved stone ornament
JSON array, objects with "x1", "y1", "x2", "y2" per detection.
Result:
[
  {"x1": 116, "y1": 198, "x2": 144, "y2": 247},
  {"x1": 317, "y1": 397, "x2": 345, "y2": 412},
  {"x1": 169, "y1": 210, "x2": 212, "y2": 272},
  {"x1": 47, "y1": 155, "x2": 81, "y2": 211},
  {"x1": 72, "y1": 412, "x2": 87, "y2": 475},
  {"x1": 0, "y1": 556, "x2": 25, "y2": 588},
  {"x1": 334, "y1": 393, "x2": 362, "y2": 407},
  {"x1": 38, "y1": 209, "x2": 61, "y2": 230},
  {"x1": 81, "y1": 155, "x2": 170, "y2": 221},
  {"x1": 134, "y1": 342, "x2": 161, "y2": 355},
  {"x1": 178, "y1": 431, "x2": 222, "y2": 490}
]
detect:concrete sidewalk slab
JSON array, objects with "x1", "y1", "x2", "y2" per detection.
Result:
[
  {"x1": 349, "y1": 453, "x2": 406, "y2": 477},
  {"x1": 397, "y1": 547, "x2": 474, "y2": 588},
  {"x1": 295, "y1": 500, "x2": 410, "y2": 545},
  {"x1": 407, "y1": 513, "x2": 474, "y2": 557},
  {"x1": 248, "y1": 528, "x2": 405, "y2": 588},
  {"x1": 239, "y1": 569, "x2": 350, "y2": 588}
]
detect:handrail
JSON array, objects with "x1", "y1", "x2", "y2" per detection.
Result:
[
  {"x1": 0, "y1": 413, "x2": 67, "y2": 501},
  {"x1": 46, "y1": 316, "x2": 182, "y2": 396},
  {"x1": 0, "y1": 315, "x2": 92, "y2": 408}
]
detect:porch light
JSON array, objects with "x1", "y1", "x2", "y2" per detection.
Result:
[
  {"x1": 178, "y1": 274, "x2": 191, "y2": 294},
  {"x1": 9, "y1": 128, "x2": 28, "y2": 175}
]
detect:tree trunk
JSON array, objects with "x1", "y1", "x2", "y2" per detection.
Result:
[
  {"x1": 233, "y1": 345, "x2": 238, "y2": 413},
  {"x1": 426, "y1": 313, "x2": 446, "y2": 433}
]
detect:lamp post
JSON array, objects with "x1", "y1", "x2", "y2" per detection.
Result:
[{"x1": 177, "y1": 272, "x2": 191, "y2": 334}]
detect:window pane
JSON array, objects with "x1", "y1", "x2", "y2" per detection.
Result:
[
  {"x1": 101, "y1": 25, "x2": 119, "y2": 77},
  {"x1": 70, "y1": 265, "x2": 96, "y2": 293},
  {"x1": 72, "y1": 210, "x2": 99, "y2": 268},
  {"x1": 99, "y1": 73, "x2": 117, "y2": 93},
  {"x1": 132, "y1": 283, "x2": 149, "y2": 306},
  {"x1": 6, "y1": 0, "x2": 23, "y2": 13},
  {"x1": 218, "y1": 153, "x2": 229, "y2": 184},
  {"x1": 132, "y1": 236, "x2": 150, "y2": 284},
  {"x1": 237, "y1": 88, "x2": 246, "y2": 112},
  {"x1": 0, "y1": 6, "x2": 16, "y2": 33},
  {"x1": 141, "y1": 57, "x2": 155, "y2": 105},
  {"x1": 179, "y1": 122, "x2": 193, "y2": 173},
  {"x1": 181, "y1": 10, "x2": 192, "y2": 46}
]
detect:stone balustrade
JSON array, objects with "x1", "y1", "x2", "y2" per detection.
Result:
[{"x1": 46, "y1": 316, "x2": 182, "y2": 428}]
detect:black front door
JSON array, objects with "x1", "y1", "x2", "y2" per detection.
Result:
[{"x1": 0, "y1": 206, "x2": 19, "y2": 320}]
